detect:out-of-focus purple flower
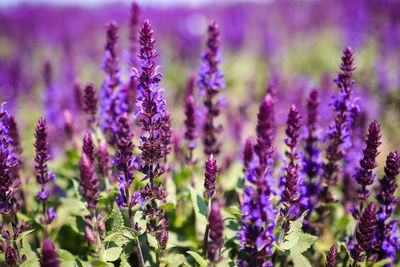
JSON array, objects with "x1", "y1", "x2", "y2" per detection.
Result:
[
  {"x1": 204, "y1": 154, "x2": 217, "y2": 199},
  {"x1": 243, "y1": 138, "x2": 253, "y2": 171},
  {"x1": 63, "y1": 110, "x2": 74, "y2": 142},
  {"x1": 100, "y1": 22, "x2": 122, "y2": 146},
  {"x1": 83, "y1": 82, "x2": 98, "y2": 131},
  {"x1": 349, "y1": 202, "x2": 377, "y2": 263},
  {"x1": 97, "y1": 139, "x2": 110, "y2": 178},
  {"x1": 372, "y1": 151, "x2": 400, "y2": 263},
  {"x1": 198, "y1": 21, "x2": 225, "y2": 157},
  {"x1": 321, "y1": 47, "x2": 359, "y2": 202},
  {"x1": 5, "y1": 245, "x2": 18, "y2": 265},
  {"x1": 300, "y1": 89, "x2": 321, "y2": 216},
  {"x1": 281, "y1": 105, "x2": 301, "y2": 209},
  {"x1": 6, "y1": 115, "x2": 22, "y2": 156},
  {"x1": 254, "y1": 94, "x2": 275, "y2": 172},
  {"x1": 80, "y1": 144, "x2": 99, "y2": 211},
  {"x1": 34, "y1": 118, "x2": 56, "y2": 224},
  {"x1": 326, "y1": 245, "x2": 337, "y2": 267},
  {"x1": 40, "y1": 236, "x2": 60, "y2": 267},
  {"x1": 129, "y1": 2, "x2": 140, "y2": 68},
  {"x1": 114, "y1": 114, "x2": 136, "y2": 208},
  {"x1": 207, "y1": 200, "x2": 223, "y2": 262},
  {"x1": 161, "y1": 111, "x2": 172, "y2": 159},
  {"x1": 184, "y1": 74, "x2": 197, "y2": 161},
  {"x1": 73, "y1": 78, "x2": 83, "y2": 112},
  {"x1": 354, "y1": 120, "x2": 381, "y2": 203}
]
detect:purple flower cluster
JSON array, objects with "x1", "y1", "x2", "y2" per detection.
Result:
[
  {"x1": 198, "y1": 21, "x2": 225, "y2": 157},
  {"x1": 204, "y1": 154, "x2": 217, "y2": 199},
  {"x1": 83, "y1": 82, "x2": 98, "y2": 131},
  {"x1": 207, "y1": 200, "x2": 224, "y2": 262},
  {"x1": 354, "y1": 120, "x2": 381, "y2": 204},
  {"x1": 184, "y1": 74, "x2": 197, "y2": 162},
  {"x1": 237, "y1": 96, "x2": 277, "y2": 267},
  {"x1": 133, "y1": 20, "x2": 169, "y2": 248},
  {"x1": 34, "y1": 117, "x2": 56, "y2": 225},
  {"x1": 371, "y1": 152, "x2": 400, "y2": 263},
  {"x1": 0, "y1": 104, "x2": 20, "y2": 215},
  {"x1": 321, "y1": 47, "x2": 359, "y2": 202},
  {"x1": 40, "y1": 236, "x2": 60, "y2": 267},
  {"x1": 80, "y1": 134, "x2": 99, "y2": 211}
]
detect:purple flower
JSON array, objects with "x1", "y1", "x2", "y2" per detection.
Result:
[
  {"x1": 321, "y1": 47, "x2": 359, "y2": 202},
  {"x1": 198, "y1": 21, "x2": 225, "y2": 157},
  {"x1": 0, "y1": 105, "x2": 19, "y2": 215},
  {"x1": 282, "y1": 105, "x2": 302, "y2": 209},
  {"x1": 133, "y1": 19, "x2": 169, "y2": 248},
  {"x1": 83, "y1": 82, "x2": 98, "y2": 130},
  {"x1": 372, "y1": 151, "x2": 400, "y2": 263},
  {"x1": 354, "y1": 120, "x2": 381, "y2": 203},
  {"x1": 207, "y1": 200, "x2": 224, "y2": 262},
  {"x1": 350, "y1": 202, "x2": 377, "y2": 263},
  {"x1": 204, "y1": 154, "x2": 217, "y2": 199},
  {"x1": 97, "y1": 139, "x2": 110, "y2": 178},
  {"x1": 82, "y1": 131, "x2": 95, "y2": 163},
  {"x1": 34, "y1": 117, "x2": 56, "y2": 225},
  {"x1": 243, "y1": 138, "x2": 253, "y2": 171},
  {"x1": 80, "y1": 145, "x2": 99, "y2": 211},
  {"x1": 300, "y1": 89, "x2": 321, "y2": 216},
  {"x1": 5, "y1": 245, "x2": 18, "y2": 265},
  {"x1": 113, "y1": 114, "x2": 136, "y2": 208},
  {"x1": 326, "y1": 245, "x2": 337, "y2": 267},
  {"x1": 184, "y1": 74, "x2": 197, "y2": 161},
  {"x1": 40, "y1": 236, "x2": 60, "y2": 267}
]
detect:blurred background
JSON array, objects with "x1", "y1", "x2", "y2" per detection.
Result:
[{"x1": 0, "y1": 0, "x2": 399, "y2": 166}]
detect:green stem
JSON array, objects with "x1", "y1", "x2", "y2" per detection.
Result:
[{"x1": 91, "y1": 210, "x2": 105, "y2": 262}]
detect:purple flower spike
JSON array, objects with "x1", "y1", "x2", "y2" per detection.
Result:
[
  {"x1": 40, "y1": 236, "x2": 60, "y2": 267},
  {"x1": 282, "y1": 105, "x2": 301, "y2": 208},
  {"x1": 372, "y1": 151, "x2": 400, "y2": 263},
  {"x1": 355, "y1": 120, "x2": 381, "y2": 203},
  {"x1": 322, "y1": 47, "x2": 359, "y2": 202},
  {"x1": 300, "y1": 89, "x2": 321, "y2": 216},
  {"x1": 97, "y1": 140, "x2": 110, "y2": 178},
  {"x1": 80, "y1": 152, "x2": 99, "y2": 211},
  {"x1": 0, "y1": 105, "x2": 20, "y2": 215},
  {"x1": 5, "y1": 245, "x2": 18, "y2": 265},
  {"x1": 350, "y1": 202, "x2": 377, "y2": 263},
  {"x1": 184, "y1": 75, "x2": 197, "y2": 161},
  {"x1": 199, "y1": 21, "x2": 225, "y2": 157},
  {"x1": 207, "y1": 200, "x2": 224, "y2": 262},
  {"x1": 243, "y1": 138, "x2": 253, "y2": 171},
  {"x1": 204, "y1": 154, "x2": 217, "y2": 199},
  {"x1": 326, "y1": 245, "x2": 337, "y2": 267},
  {"x1": 82, "y1": 131, "x2": 95, "y2": 163},
  {"x1": 83, "y1": 82, "x2": 98, "y2": 130}
]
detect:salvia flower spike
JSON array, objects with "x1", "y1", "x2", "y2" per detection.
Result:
[
  {"x1": 40, "y1": 236, "x2": 60, "y2": 267},
  {"x1": 322, "y1": 47, "x2": 359, "y2": 202},
  {"x1": 204, "y1": 154, "x2": 217, "y2": 200},
  {"x1": 34, "y1": 117, "x2": 56, "y2": 226},
  {"x1": 199, "y1": 20, "x2": 225, "y2": 157},
  {"x1": 326, "y1": 245, "x2": 337, "y2": 267},
  {"x1": 354, "y1": 120, "x2": 381, "y2": 208},
  {"x1": 83, "y1": 82, "x2": 98, "y2": 131}
]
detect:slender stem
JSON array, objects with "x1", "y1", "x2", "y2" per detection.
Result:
[
  {"x1": 203, "y1": 199, "x2": 211, "y2": 258},
  {"x1": 135, "y1": 237, "x2": 145, "y2": 267}
]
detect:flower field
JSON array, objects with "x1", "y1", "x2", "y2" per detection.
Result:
[{"x1": 0, "y1": 0, "x2": 399, "y2": 266}]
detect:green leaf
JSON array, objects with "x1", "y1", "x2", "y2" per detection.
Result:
[
  {"x1": 106, "y1": 202, "x2": 125, "y2": 234},
  {"x1": 104, "y1": 246, "x2": 123, "y2": 262},
  {"x1": 162, "y1": 253, "x2": 188, "y2": 266},
  {"x1": 16, "y1": 229, "x2": 35, "y2": 241},
  {"x1": 279, "y1": 211, "x2": 318, "y2": 254},
  {"x1": 20, "y1": 238, "x2": 39, "y2": 267},
  {"x1": 224, "y1": 206, "x2": 242, "y2": 221},
  {"x1": 120, "y1": 256, "x2": 131, "y2": 267},
  {"x1": 147, "y1": 233, "x2": 159, "y2": 249},
  {"x1": 56, "y1": 248, "x2": 75, "y2": 261},
  {"x1": 189, "y1": 186, "x2": 208, "y2": 224},
  {"x1": 290, "y1": 252, "x2": 312, "y2": 267},
  {"x1": 159, "y1": 202, "x2": 176, "y2": 211},
  {"x1": 371, "y1": 258, "x2": 392, "y2": 267},
  {"x1": 187, "y1": 251, "x2": 208, "y2": 267}
]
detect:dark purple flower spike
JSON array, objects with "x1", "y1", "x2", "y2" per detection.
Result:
[
  {"x1": 83, "y1": 82, "x2": 98, "y2": 131},
  {"x1": 204, "y1": 154, "x2": 217, "y2": 200},
  {"x1": 40, "y1": 236, "x2": 60, "y2": 267}
]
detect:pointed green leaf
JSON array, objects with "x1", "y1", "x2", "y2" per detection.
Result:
[
  {"x1": 189, "y1": 186, "x2": 208, "y2": 224},
  {"x1": 187, "y1": 251, "x2": 208, "y2": 267},
  {"x1": 291, "y1": 252, "x2": 312, "y2": 267},
  {"x1": 104, "y1": 246, "x2": 123, "y2": 262}
]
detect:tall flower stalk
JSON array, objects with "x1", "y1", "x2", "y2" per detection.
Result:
[
  {"x1": 354, "y1": 120, "x2": 381, "y2": 212},
  {"x1": 83, "y1": 82, "x2": 98, "y2": 131},
  {"x1": 278, "y1": 105, "x2": 302, "y2": 243},
  {"x1": 321, "y1": 47, "x2": 359, "y2": 202},
  {"x1": 184, "y1": 74, "x2": 197, "y2": 163},
  {"x1": 198, "y1": 21, "x2": 225, "y2": 157},
  {"x1": 237, "y1": 95, "x2": 277, "y2": 267},
  {"x1": 34, "y1": 118, "x2": 56, "y2": 231},
  {"x1": 133, "y1": 19, "x2": 170, "y2": 256}
]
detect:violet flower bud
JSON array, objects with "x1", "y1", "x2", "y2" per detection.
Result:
[
  {"x1": 354, "y1": 120, "x2": 381, "y2": 202},
  {"x1": 5, "y1": 245, "x2": 18, "y2": 265},
  {"x1": 40, "y1": 236, "x2": 60, "y2": 267},
  {"x1": 80, "y1": 153, "x2": 99, "y2": 211},
  {"x1": 83, "y1": 82, "x2": 98, "y2": 130},
  {"x1": 82, "y1": 132, "x2": 95, "y2": 163},
  {"x1": 326, "y1": 245, "x2": 337, "y2": 267},
  {"x1": 204, "y1": 154, "x2": 217, "y2": 199},
  {"x1": 243, "y1": 138, "x2": 253, "y2": 171}
]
